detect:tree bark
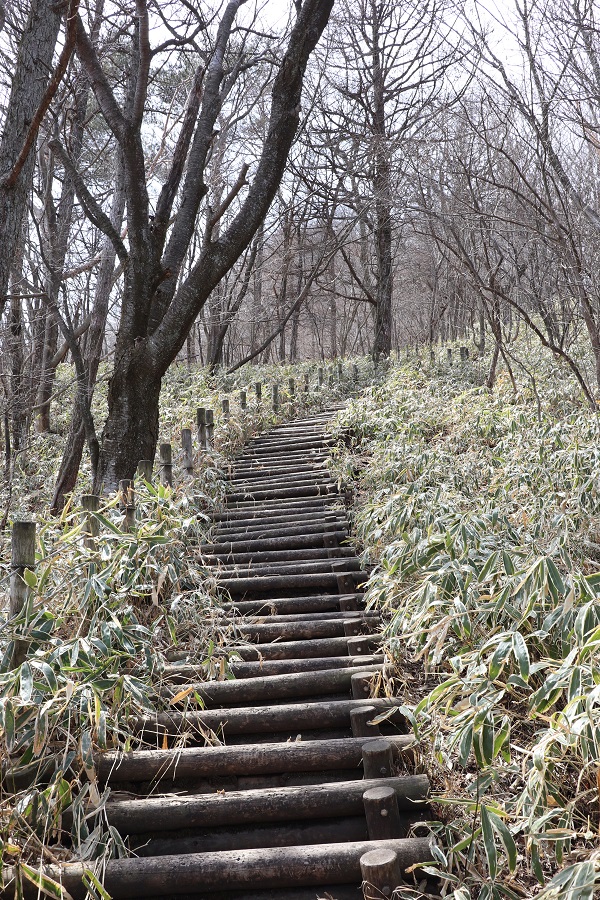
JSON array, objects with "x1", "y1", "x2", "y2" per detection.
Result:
[{"x1": 0, "y1": 0, "x2": 64, "y2": 317}]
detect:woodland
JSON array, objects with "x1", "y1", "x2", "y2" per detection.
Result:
[{"x1": 3, "y1": 0, "x2": 600, "y2": 899}]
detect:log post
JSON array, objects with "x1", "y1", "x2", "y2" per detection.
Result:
[
  {"x1": 447, "y1": 347, "x2": 452, "y2": 366},
  {"x1": 255, "y1": 382, "x2": 262, "y2": 403},
  {"x1": 222, "y1": 397, "x2": 230, "y2": 422},
  {"x1": 181, "y1": 429, "x2": 194, "y2": 476},
  {"x1": 337, "y1": 361, "x2": 343, "y2": 381},
  {"x1": 197, "y1": 408, "x2": 207, "y2": 451},
  {"x1": 344, "y1": 619, "x2": 363, "y2": 638},
  {"x1": 239, "y1": 390, "x2": 247, "y2": 411},
  {"x1": 430, "y1": 349, "x2": 436, "y2": 366},
  {"x1": 318, "y1": 366, "x2": 324, "y2": 388},
  {"x1": 304, "y1": 372, "x2": 310, "y2": 392},
  {"x1": 460, "y1": 345, "x2": 469, "y2": 362},
  {"x1": 362, "y1": 739, "x2": 394, "y2": 779},
  {"x1": 206, "y1": 410, "x2": 214, "y2": 449},
  {"x1": 137, "y1": 459, "x2": 153, "y2": 482},
  {"x1": 347, "y1": 634, "x2": 373, "y2": 655},
  {"x1": 363, "y1": 786, "x2": 402, "y2": 840},
  {"x1": 119, "y1": 479, "x2": 136, "y2": 531},
  {"x1": 10, "y1": 521, "x2": 36, "y2": 619},
  {"x1": 289, "y1": 377, "x2": 295, "y2": 398},
  {"x1": 81, "y1": 494, "x2": 100, "y2": 551},
  {"x1": 272, "y1": 383, "x2": 279, "y2": 413},
  {"x1": 360, "y1": 848, "x2": 403, "y2": 899},
  {"x1": 159, "y1": 443, "x2": 173, "y2": 487},
  {"x1": 333, "y1": 561, "x2": 356, "y2": 594},
  {"x1": 340, "y1": 595, "x2": 360, "y2": 612},
  {"x1": 328, "y1": 372, "x2": 335, "y2": 388},
  {"x1": 351, "y1": 706, "x2": 381, "y2": 738},
  {"x1": 352, "y1": 362, "x2": 359, "y2": 382},
  {"x1": 352, "y1": 672, "x2": 373, "y2": 700}
]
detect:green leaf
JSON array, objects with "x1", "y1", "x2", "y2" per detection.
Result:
[
  {"x1": 19, "y1": 663, "x2": 33, "y2": 703},
  {"x1": 488, "y1": 809, "x2": 517, "y2": 873},
  {"x1": 481, "y1": 805, "x2": 497, "y2": 880},
  {"x1": 22, "y1": 568, "x2": 37, "y2": 590},
  {"x1": 20, "y1": 863, "x2": 66, "y2": 898},
  {"x1": 512, "y1": 632, "x2": 530, "y2": 681}
]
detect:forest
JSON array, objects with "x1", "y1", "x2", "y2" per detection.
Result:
[{"x1": 2, "y1": 0, "x2": 600, "y2": 898}]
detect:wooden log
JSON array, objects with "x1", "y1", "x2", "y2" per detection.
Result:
[
  {"x1": 217, "y1": 559, "x2": 362, "y2": 578},
  {"x1": 362, "y1": 740, "x2": 394, "y2": 779},
  {"x1": 131, "y1": 697, "x2": 405, "y2": 739},
  {"x1": 340, "y1": 595, "x2": 361, "y2": 612},
  {"x1": 304, "y1": 372, "x2": 310, "y2": 392},
  {"x1": 255, "y1": 381, "x2": 262, "y2": 402},
  {"x1": 215, "y1": 508, "x2": 343, "y2": 528},
  {"x1": 272, "y1": 383, "x2": 279, "y2": 412},
  {"x1": 239, "y1": 390, "x2": 247, "y2": 410},
  {"x1": 224, "y1": 484, "x2": 337, "y2": 503},
  {"x1": 226, "y1": 617, "x2": 360, "y2": 643},
  {"x1": 213, "y1": 522, "x2": 348, "y2": 543},
  {"x1": 137, "y1": 459, "x2": 153, "y2": 481},
  {"x1": 207, "y1": 547, "x2": 355, "y2": 567},
  {"x1": 334, "y1": 560, "x2": 361, "y2": 594},
  {"x1": 228, "y1": 636, "x2": 354, "y2": 660},
  {"x1": 182, "y1": 428, "x2": 194, "y2": 475},
  {"x1": 81, "y1": 494, "x2": 100, "y2": 551},
  {"x1": 227, "y1": 475, "x2": 334, "y2": 493},
  {"x1": 221, "y1": 594, "x2": 362, "y2": 615},
  {"x1": 360, "y1": 848, "x2": 403, "y2": 899},
  {"x1": 217, "y1": 572, "x2": 362, "y2": 595},
  {"x1": 161, "y1": 664, "x2": 382, "y2": 707},
  {"x1": 222, "y1": 397, "x2": 230, "y2": 422},
  {"x1": 118, "y1": 479, "x2": 135, "y2": 531},
  {"x1": 318, "y1": 366, "x2": 324, "y2": 387},
  {"x1": 95, "y1": 775, "x2": 428, "y2": 833},
  {"x1": 200, "y1": 532, "x2": 347, "y2": 555},
  {"x1": 351, "y1": 706, "x2": 381, "y2": 738},
  {"x1": 132, "y1": 889, "x2": 363, "y2": 900},
  {"x1": 163, "y1": 655, "x2": 379, "y2": 682},
  {"x1": 363, "y1": 786, "x2": 403, "y2": 841},
  {"x1": 96, "y1": 735, "x2": 416, "y2": 784},
  {"x1": 344, "y1": 619, "x2": 363, "y2": 637},
  {"x1": 159, "y1": 442, "x2": 173, "y2": 487},
  {"x1": 2, "y1": 838, "x2": 433, "y2": 898},
  {"x1": 288, "y1": 377, "x2": 295, "y2": 397},
  {"x1": 133, "y1": 815, "x2": 370, "y2": 857},
  {"x1": 197, "y1": 407, "x2": 207, "y2": 450}
]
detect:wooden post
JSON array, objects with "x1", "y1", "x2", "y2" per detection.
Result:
[
  {"x1": 304, "y1": 372, "x2": 310, "y2": 392},
  {"x1": 340, "y1": 595, "x2": 360, "y2": 612},
  {"x1": 460, "y1": 345, "x2": 469, "y2": 362},
  {"x1": 344, "y1": 620, "x2": 363, "y2": 638},
  {"x1": 333, "y1": 561, "x2": 356, "y2": 594},
  {"x1": 351, "y1": 706, "x2": 381, "y2": 738},
  {"x1": 137, "y1": 459, "x2": 153, "y2": 481},
  {"x1": 447, "y1": 347, "x2": 452, "y2": 366},
  {"x1": 222, "y1": 397, "x2": 230, "y2": 422},
  {"x1": 181, "y1": 429, "x2": 194, "y2": 476},
  {"x1": 362, "y1": 739, "x2": 394, "y2": 779},
  {"x1": 239, "y1": 390, "x2": 247, "y2": 411},
  {"x1": 288, "y1": 377, "x2": 295, "y2": 398},
  {"x1": 159, "y1": 443, "x2": 173, "y2": 487},
  {"x1": 81, "y1": 494, "x2": 100, "y2": 551},
  {"x1": 272, "y1": 383, "x2": 279, "y2": 412},
  {"x1": 206, "y1": 410, "x2": 214, "y2": 449},
  {"x1": 196, "y1": 408, "x2": 207, "y2": 451},
  {"x1": 119, "y1": 479, "x2": 136, "y2": 531},
  {"x1": 363, "y1": 786, "x2": 402, "y2": 840},
  {"x1": 352, "y1": 672, "x2": 373, "y2": 700},
  {"x1": 430, "y1": 349, "x2": 436, "y2": 366},
  {"x1": 328, "y1": 372, "x2": 335, "y2": 388},
  {"x1": 318, "y1": 366, "x2": 324, "y2": 388},
  {"x1": 10, "y1": 521, "x2": 36, "y2": 619},
  {"x1": 352, "y1": 362, "x2": 359, "y2": 382},
  {"x1": 255, "y1": 382, "x2": 262, "y2": 403},
  {"x1": 337, "y1": 361, "x2": 343, "y2": 381},
  {"x1": 360, "y1": 848, "x2": 402, "y2": 899}
]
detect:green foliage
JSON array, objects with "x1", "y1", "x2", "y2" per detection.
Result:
[{"x1": 332, "y1": 347, "x2": 600, "y2": 899}]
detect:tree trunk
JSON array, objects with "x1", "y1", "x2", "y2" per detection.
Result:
[{"x1": 0, "y1": 0, "x2": 62, "y2": 316}]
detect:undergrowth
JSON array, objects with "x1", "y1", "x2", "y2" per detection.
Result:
[{"x1": 331, "y1": 346, "x2": 600, "y2": 900}]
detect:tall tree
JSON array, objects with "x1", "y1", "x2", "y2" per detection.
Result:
[{"x1": 61, "y1": 0, "x2": 333, "y2": 492}]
